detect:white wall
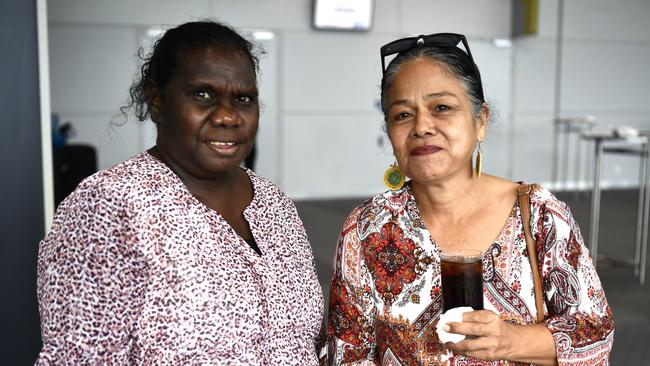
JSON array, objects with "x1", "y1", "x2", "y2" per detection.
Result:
[
  {"x1": 47, "y1": 0, "x2": 650, "y2": 199},
  {"x1": 512, "y1": 0, "x2": 650, "y2": 189}
]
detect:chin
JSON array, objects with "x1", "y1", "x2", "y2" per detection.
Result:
[
  {"x1": 409, "y1": 170, "x2": 446, "y2": 184},
  {"x1": 199, "y1": 160, "x2": 241, "y2": 175},
  {"x1": 405, "y1": 165, "x2": 438, "y2": 178}
]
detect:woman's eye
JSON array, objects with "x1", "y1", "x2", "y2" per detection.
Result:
[
  {"x1": 235, "y1": 95, "x2": 255, "y2": 105},
  {"x1": 195, "y1": 91, "x2": 211, "y2": 100},
  {"x1": 394, "y1": 112, "x2": 412, "y2": 121}
]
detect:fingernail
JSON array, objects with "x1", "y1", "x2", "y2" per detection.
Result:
[{"x1": 441, "y1": 324, "x2": 451, "y2": 332}]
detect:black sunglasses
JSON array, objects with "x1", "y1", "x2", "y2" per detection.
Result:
[{"x1": 380, "y1": 33, "x2": 484, "y2": 102}]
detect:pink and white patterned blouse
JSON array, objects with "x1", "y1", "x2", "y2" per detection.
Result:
[
  {"x1": 327, "y1": 184, "x2": 614, "y2": 365},
  {"x1": 37, "y1": 152, "x2": 324, "y2": 365}
]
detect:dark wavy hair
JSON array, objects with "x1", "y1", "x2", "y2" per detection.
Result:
[{"x1": 120, "y1": 20, "x2": 260, "y2": 123}]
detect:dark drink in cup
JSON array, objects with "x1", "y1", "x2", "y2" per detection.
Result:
[{"x1": 440, "y1": 250, "x2": 484, "y2": 312}]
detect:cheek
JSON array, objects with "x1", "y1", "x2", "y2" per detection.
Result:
[
  {"x1": 448, "y1": 124, "x2": 475, "y2": 147},
  {"x1": 246, "y1": 112, "x2": 260, "y2": 134},
  {"x1": 160, "y1": 103, "x2": 191, "y2": 126},
  {"x1": 387, "y1": 128, "x2": 407, "y2": 154}
]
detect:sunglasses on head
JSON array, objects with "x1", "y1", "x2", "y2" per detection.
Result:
[{"x1": 380, "y1": 33, "x2": 484, "y2": 102}]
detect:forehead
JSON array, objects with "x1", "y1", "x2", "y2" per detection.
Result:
[
  {"x1": 391, "y1": 58, "x2": 463, "y2": 92},
  {"x1": 172, "y1": 46, "x2": 256, "y2": 85}
]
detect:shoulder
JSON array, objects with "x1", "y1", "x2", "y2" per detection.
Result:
[
  {"x1": 80, "y1": 152, "x2": 162, "y2": 188},
  {"x1": 528, "y1": 184, "x2": 570, "y2": 217},
  {"x1": 43, "y1": 154, "x2": 164, "y2": 250},
  {"x1": 245, "y1": 169, "x2": 309, "y2": 231},
  {"x1": 525, "y1": 184, "x2": 580, "y2": 239},
  {"x1": 340, "y1": 187, "x2": 411, "y2": 235},
  {"x1": 246, "y1": 169, "x2": 293, "y2": 209},
  {"x1": 482, "y1": 175, "x2": 520, "y2": 207},
  {"x1": 56, "y1": 152, "x2": 171, "y2": 216}
]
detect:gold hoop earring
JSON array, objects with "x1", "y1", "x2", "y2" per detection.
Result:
[
  {"x1": 474, "y1": 141, "x2": 483, "y2": 179},
  {"x1": 384, "y1": 162, "x2": 405, "y2": 190}
]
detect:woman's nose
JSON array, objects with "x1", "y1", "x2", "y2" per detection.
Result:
[
  {"x1": 413, "y1": 112, "x2": 435, "y2": 137},
  {"x1": 210, "y1": 105, "x2": 239, "y2": 127}
]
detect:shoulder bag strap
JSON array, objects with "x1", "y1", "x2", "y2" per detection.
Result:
[{"x1": 517, "y1": 182, "x2": 545, "y2": 323}]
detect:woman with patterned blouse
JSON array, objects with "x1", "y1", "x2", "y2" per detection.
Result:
[
  {"x1": 36, "y1": 21, "x2": 324, "y2": 365},
  {"x1": 327, "y1": 33, "x2": 613, "y2": 365}
]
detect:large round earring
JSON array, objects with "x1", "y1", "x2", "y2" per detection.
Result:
[
  {"x1": 474, "y1": 141, "x2": 483, "y2": 179},
  {"x1": 384, "y1": 162, "x2": 405, "y2": 190}
]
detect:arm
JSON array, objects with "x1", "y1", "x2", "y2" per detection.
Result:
[
  {"x1": 445, "y1": 189, "x2": 613, "y2": 365},
  {"x1": 326, "y1": 208, "x2": 378, "y2": 366},
  {"x1": 36, "y1": 182, "x2": 148, "y2": 365},
  {"x1": 535, "y1": 198, "x2": 614, "y2": 365}
]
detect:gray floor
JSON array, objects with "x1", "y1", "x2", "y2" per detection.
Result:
[{"x1": 296, "y1": 189, "x2": 650, "y2": 364}]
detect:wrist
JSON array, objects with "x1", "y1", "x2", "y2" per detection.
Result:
[
  {"x1": 502, "y1": 322, "x2": 520, "y2": 360},
  {"x1": 502, "y1": 323, "x2": 558, "y2": 365}
]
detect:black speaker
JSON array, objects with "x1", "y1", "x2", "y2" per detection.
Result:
[{"x1": 53, "y1": 144, "x2": 97, "y2": 207}]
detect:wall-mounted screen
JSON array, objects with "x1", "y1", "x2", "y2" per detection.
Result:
[{"x1": 312, "y1": 0, "x2": 374, "y2": 31}]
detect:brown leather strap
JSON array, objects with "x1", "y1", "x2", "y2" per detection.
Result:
[{"x1": 517, "y1": 182, "x2": 545, "y2": 323}]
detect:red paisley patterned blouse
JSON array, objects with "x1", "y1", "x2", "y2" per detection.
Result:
[
  {"x1": 37, "y1": 152, "x2": 324, "y2": 365},
  {"x1": 327, "y1": 184, "x2": 613, "y2": 365}
]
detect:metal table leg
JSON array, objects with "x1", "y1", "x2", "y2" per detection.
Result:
[
  {"x1": 584, "y1": 137, "x2": 593, "y2": 201},
  {"x1": 564, "y1": 122, "x2": 571, "y2": 190},
  {"x1": 574, "y1": 131, "x2": 582, "y2": 201},
  {"x1": 634, "y1": 141, "x2": 646, "y2": 278},
  {"x1": 589, "y1": 138, "x2": 604, "y2": 269},
  {"x1": 553, "y1": 120, "x2": 559, "y2": 186},
  {"x1": 640, "y1": 141, "x2": 649, "y2": 285}
]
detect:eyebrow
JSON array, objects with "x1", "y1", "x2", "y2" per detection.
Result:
[
  {"x1": 425, "y1": 91, "x2": 457, "y2": 99},
  {"x1": 185, "y1": 80, "x2": 259, "y2": 93},
  {"x1": 388, "y1": 91, "x2": 458, "y2": 110}
]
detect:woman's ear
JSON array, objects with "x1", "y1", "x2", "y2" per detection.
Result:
[
  {"x1": 476, "y1": 103, "x2": 489, "y2": 141},
  {"x1": 146, "y1": 81, "x2": 161, "y2": 124}
]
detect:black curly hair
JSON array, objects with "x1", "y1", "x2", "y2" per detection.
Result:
[{"x1": 121, "y1": 20, "x2": 260, "y2": 122}]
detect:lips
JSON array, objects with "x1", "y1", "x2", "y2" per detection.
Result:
[
  {"x1": 205, "y1": 140, "x2": 241, "y2": 155},
  {"x1": 410, "y1": 145, "x2": 442, "y2": 156},
  {"x1": 207, "y1": 141, "x2": 236, "y2": 147}
]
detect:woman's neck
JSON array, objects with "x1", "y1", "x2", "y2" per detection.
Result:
[
  {"x1": 148, "y1": 146, "x2": 247, "y2": 202},
  {"x1": 410, "y1": 170, "x2": 485, "y2": 222}
]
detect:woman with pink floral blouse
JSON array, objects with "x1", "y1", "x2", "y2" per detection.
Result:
[
  {"x1": 37, "y1": 21, "x2": 323, "y2": 365},
  {"x1": 327, "y1": 33, "x2": 613, "y2": 365}
]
